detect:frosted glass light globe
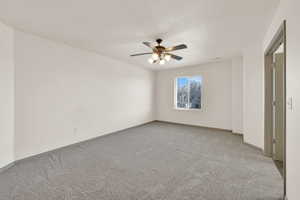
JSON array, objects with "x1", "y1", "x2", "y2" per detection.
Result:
[
  {"x1": 165, "y1": 54, "x2": 171, "y2": 61},
  {"x1": 152, "y1": 53, "x2": 159, "y2": 60},
  {"x1": 148, "y1": 58, "x2": 154, "y2": 64},
  {"x1": 159, "y1": 59, "x2": 166, "y2": 65}
]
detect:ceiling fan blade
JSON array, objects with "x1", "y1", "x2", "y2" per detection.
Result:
[
  {"x1": 167, "y1": 53, "x2": 183, "y2": 61},
  {"x1": 143, "y1": 42, "x2": 154, "y2": 49},
  {"x1": 130, "y1": 52, "x2": 153, "y2": 56},
  {"x1": 166, "y1": 44, "x2": 187, "y2": 52}
]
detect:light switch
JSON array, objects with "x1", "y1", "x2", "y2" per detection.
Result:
[{"x1": 287, "y1": 97, "x2": 293, "y2": 110}]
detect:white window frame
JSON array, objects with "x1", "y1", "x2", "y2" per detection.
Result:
[{"x1": 174, "y1": 76, "x2": 202, "y2": 111}]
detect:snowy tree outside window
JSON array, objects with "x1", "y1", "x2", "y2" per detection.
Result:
[{"x1": 175, "y1": 76, "x2": 202, "y2": 109}]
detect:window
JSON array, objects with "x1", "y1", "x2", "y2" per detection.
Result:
[{"x1": 175, "y1": 76, "x2": 202, "y2": 109}]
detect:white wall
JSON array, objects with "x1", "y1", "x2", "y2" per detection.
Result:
[
  {"x1": 263, "y1": 0, "x2": 300, "y2": 199},
  {"x1": 242, "y1": 44, "x2": 264, "y2": 149},
  {"x1": 14, "y1": 30, "x2": 155, "y2": 160},
  {"x1": 0, "y1": 22, "x2": 14, "y2": 168},
  {"x1": 156, "y1": 61, "x2": 232, "y2": 130},
  {"x1": 231, "y1": 57, "x2": 243, "y2": 134}
]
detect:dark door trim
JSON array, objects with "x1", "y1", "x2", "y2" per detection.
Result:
[{"x1": 264, "y1": 20, "x2": 286, "y2": 197}]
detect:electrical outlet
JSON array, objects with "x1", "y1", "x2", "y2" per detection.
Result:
[{"x1": 74, "y1": 128, "x2": 78, "y2": 135}]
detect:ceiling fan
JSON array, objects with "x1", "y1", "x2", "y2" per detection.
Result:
[{"x1": 130, "y1": 39, "x2": 187, "y2": 65}]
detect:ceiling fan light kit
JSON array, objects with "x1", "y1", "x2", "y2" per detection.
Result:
[{"x1": 130, "y1": 39, "x2": 187, "y2": 65}]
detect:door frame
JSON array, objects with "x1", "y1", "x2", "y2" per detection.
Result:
[{"x1": 264, "y1": 20, "x2": 286, "y2": 197}]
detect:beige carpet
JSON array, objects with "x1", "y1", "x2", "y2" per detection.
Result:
[{"x1": 0, "y1": 121, "x2": 283, "y2": 200}]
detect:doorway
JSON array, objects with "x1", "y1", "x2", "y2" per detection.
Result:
[{"x1": 264, "y1": 21, "x2": 286, "y2": 198}]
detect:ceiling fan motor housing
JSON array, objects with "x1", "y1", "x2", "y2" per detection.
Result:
[
  {"x1": 155, "y1": 46, "x2": 166, "y2": 55},
  {"x1": 154, "y1": 39, "x2": 166, "y2": 58}
]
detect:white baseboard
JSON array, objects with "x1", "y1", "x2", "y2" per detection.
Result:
[
  {"x1": 0, "y1": 162, "x2": 15, "y2": 173},
  {"x1": 1, "y1": 120, "x2": 155, "y2": 173}
]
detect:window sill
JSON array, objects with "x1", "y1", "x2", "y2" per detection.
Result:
[{"x1": 173, "y1": 108, "x2": 201, "y2": 111}]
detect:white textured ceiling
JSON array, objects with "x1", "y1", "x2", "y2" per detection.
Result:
[{"x1": 0, "y1": 0, "x2": 279, "y2": 70}]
